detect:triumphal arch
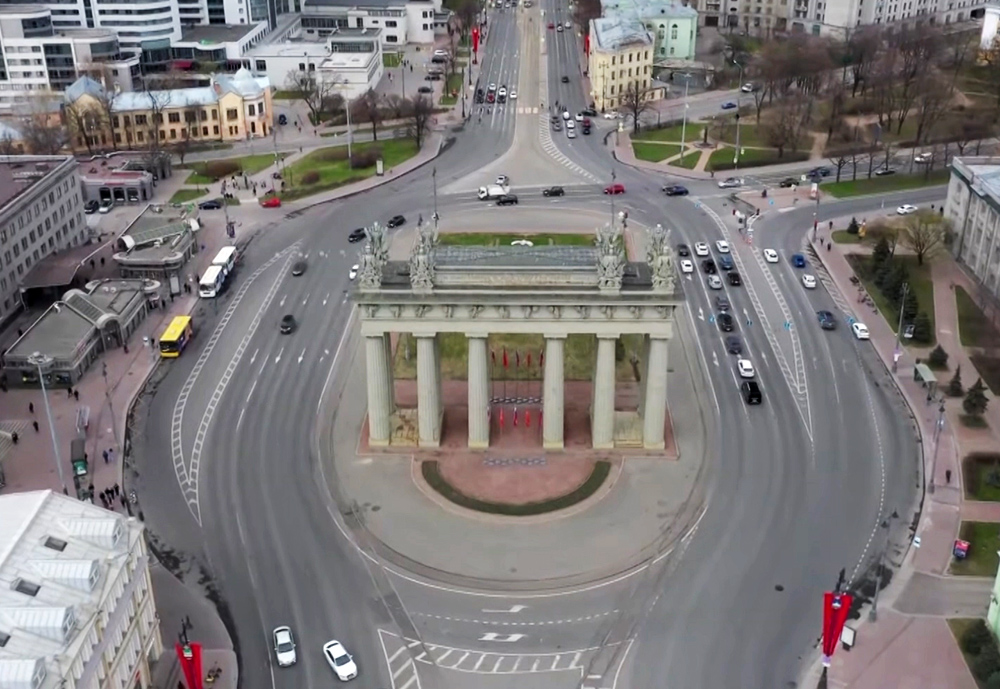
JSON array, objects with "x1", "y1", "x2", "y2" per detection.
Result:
[{"x1": 351, "y1": 222, "x2": 683, "y2": 451}]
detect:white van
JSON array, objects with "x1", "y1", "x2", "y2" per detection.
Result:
[{"x1": 477, "y1": 184, "x2": 508, "y2": 200}]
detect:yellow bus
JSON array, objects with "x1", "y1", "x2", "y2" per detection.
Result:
[{"x1": 160, "y1": 316, "x2": 194, "y2": 358}]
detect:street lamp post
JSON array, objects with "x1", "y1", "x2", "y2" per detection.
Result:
[
  {"x1": 678, "y1": 72, "x2": 693, "y2": 161},
  {"x1": 733, "y1": 60, "x2": 744, "y2": 170},
  {"x1": 929, "y1": 400, "x2": 946, "y2": 494},
  {"x1": 28, "y1": 352, "x2": 69, "y2": 496},
  {"x1": 102, "y1": 363, "x2": 122, "y2": 460},
  {"x1": 609, "y1": 169, "x2": 616, "y2": 227},
  {"x1": 892, "y1": 282, "x2": 909, "y2": 373},
  {"x1": 432, "y1": 167, "x2": 439, "y2": 230}
]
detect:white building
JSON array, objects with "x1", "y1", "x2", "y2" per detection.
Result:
[
  {"x1": 946, "y1": 157, "x2": 1000, "y2": 301},
  {"x1": 246, "y1": 27, "x2": 383, "y2": 98},
  {"x1": 0, "y1": 491, "x2": 164, "y2": 689},
  {"x1": 300, "y1": 0, "x2": 447, "y2": 48}
]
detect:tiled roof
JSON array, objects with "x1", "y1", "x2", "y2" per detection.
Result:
[
  {"x1": 591, "y1": 16, "x2": 652, "y2": 51},
  {"x1": 65, "y1": 69, "x2": 270, "y2": 112},
  {"x1": 601, "y1": 0, "x2": 698, "y2": 19}
]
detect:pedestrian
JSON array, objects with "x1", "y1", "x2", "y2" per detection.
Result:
[
  {"x1": 100, "y1": 493, "x2": 108, "y2": 509},
  {"x1": 10, "y1": 431, "x2": 17, "y2": 444},
  {"x1": 108, "y1": 448, "x2": 115, "y2": 463},
  {"x1": 120, "y1": 494, "x2": 126, "y2": 508},
  {"x1": 170, "y1": 293, "x2": 174, "y2": 303},
  {"x1": 67, "y1": 387, "x2": 73, "y2": 398},
  {"x1": 150, "y1": 338, "x2": 156, "y2": 349},
  {"x1": 827, "y1": 242, "x2": 831, "y2": 251},
  {"x1": 946, "y1": 469, "x2": 952, "y2": 484},
  {"x1": 73, "y1": 390, "x2": 79, "y2": 401},
  {"x1": 29, "y1": 402, "x2": 33, "y2": 414},
  {"x1": 113, "y1": 483, "x2": 120, "y2": 497},
  {"x1": 123, "y1": 343, "x2": 129, "y2": 354},
  {"x1": 32, "y1": 420, "x2": 39, "y2": 432},
  {"x1": 88, "y1": 483, "x2": 94, "y2": 496},
  {"x1": 103, "y1": 449, "x2": 109, "y2": 464}
]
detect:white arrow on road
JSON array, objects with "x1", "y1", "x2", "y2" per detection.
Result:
[
  {"x1": 479, "y1": 633, "x2": 526, "y2": 642},
  {"x1": 279, "y1": 295, "x2": 287, "y2": 307},
  {"x1": 250, "y1": 348, "x2": 259, "y2": 365},
  {"x1": 323, "y1": 292, "x2": 330, "y2": 306},
  {"x1": 712, "y1": 351, "x2": 719, "y2": 367},
  {"x1": 320, "y1": 348, "x2": 329, "y2": 362},
  {"x1": 275, "y1": 346, "x2": 284, "y2": 363},
  {"x1": 698, "y1": 307, "x2": 704, "y2": 321},
  {"x1": 298, "y1": 348, "x2": 306, "y2": 364},
  {"x1": 302, "y1": 293, "x2": 309, "y2": 305},
  {"x1": 482, "y1": 605, "x2": 528, "y2": 613}
]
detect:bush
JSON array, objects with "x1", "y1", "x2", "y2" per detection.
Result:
[
  {"x1": 350, "y1": 148, "x2": 382, "y2": 169},
  {"x1": 948, "y1": 365, "x2": 965, "y2": 397},
  {"x1": 928, "y1": 345, "x2": 949, "y2": 369},
  {"x1": 973, "y1": 644, "x2": 1000, "y2": 682},
  {"x1": 200, "y1": 160, "x2": 241, "y2": 180},
  {"x1": 962, "y1": 619, "x2": 995, "y2": 655},
  {"x1": 316, "y1": 147, "x2": 349, "y2": 162},
  {"x1": 300, "y1": 170, "x2": 320, "y2": 185},
  {"x1": 965, "y1": 378, "x2": 990, "y2": 417},
  {"x1": 847, "y1": 217, "x2": 860, "y2": 235},
  {"x1": 987, "y1": 672, "x2": 1000, "y2": 689}
]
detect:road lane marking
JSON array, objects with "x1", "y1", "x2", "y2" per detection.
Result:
[
  {"x1": 274, "y1": 346, "x2": 283, "y2": 363},
  {"x1": 454, "y1": 651, "x2": 470, "y2": 667},
  {"x1": 551, "y1": 656, "x2": 561, "y2": 670},
  {"x1": 388, "y1": 646, "x2": 406, "y2": 663},
  {"x1": 483, "y1": 605, "x2": 528, "y2": 613},
  {"x1": 532, "y1": 658, "x2": 540, "y2": 671},
  {"x1": 298, "y1": 348, "x2": 306, "y2": 364},
  {"x1": 250, "y1": 347, "x2": 258, "y2": 364},
  {"x1": 479, "y1": 633, "x2": 526, "y2": 642},
  {"x1": 436, "y1": 649, "x2": 453, "y2": 663},
  {"x1": 492, "y1": 657, "x2": 504, "y2": 672},
  {"x1": 512, "y1": 657, "x2": 522, "y2": 672},
  {"x1": 393, "y1": 659, "x2": 414, "y2": 679},
  {"x1": 398, "y1": 676, "x2": 418, "y2": 689},
  {"x1": 570, "y1": 652, "x2": 583, "y2": 668},
  {"x1": 474, "y1": 655, "x2": 487, "y2": 671}
]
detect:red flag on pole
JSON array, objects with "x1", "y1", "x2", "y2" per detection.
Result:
[
  {"x1": 499, "y1": 407, "x2": 505, "y2": 428},
  {"x1": 503, "y1": 348, "x2": 508, "y2": 368},
  {"x1": 821, "y1": 591, "x2": 853, "y2": 666},
  {"x1": 527, "y1": 352, "x2": 532, "y2": 367},
  {"x1": 525, "y1": 409, "x2": 531, "y2": 427},
  {"x1": 516, "y1": 351, "x2": 520, "y2": 368},
  {"x1": 513, "y1": 407, "x2": 518, "y2": 427}
]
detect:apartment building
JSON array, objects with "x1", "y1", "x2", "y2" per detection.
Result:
[
  {"x1": 0, "y1": 6, "x2": 137, "y2": 115},
  {"x1": 589, "y1": 16, "x2": 654, "y2": 112},
  {"x1": 601, "y1": 0, "x2": 698, "y2": 61},
  {"x1": 0, "y1": 155, "x2": 85, "y2": 325},
  {"x1": 63, "y1": 68, "x2": 273, "y2": 153},
  {"x1": 946, "y1": 157, "x2": 1000, "y2": 302},
  {"x1": 0, "y1": 490, "x2": 164, "y2": 689},
  {"x1": 299, "y1": 0, "x2": 446, "y2": 47}
]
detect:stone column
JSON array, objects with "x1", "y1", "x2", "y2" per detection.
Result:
[
  {"x1": 543, "y1": 335, "x2": 566, "y2": 449},
  {"x1": 637, "y1": 334, "x2": 651, "y2": 417},
  {"x1": 416, "y1": 333, "x2": 442, "y2": 447},
  {"x1": 467, "y1": 335, "x2": 490, "y2": 448},
  {"x1": 642, "y1": 337, "x2": 669, "y2": 450},
  {"x1": 383, "y1": 333, "x2": 395, "y2": 415},
  {"x1": 591, "y1": 335, "x2": 617, "y2": 449},
  {"x1": 366, "y1": 334, "x2": 393, "y2": 445}
]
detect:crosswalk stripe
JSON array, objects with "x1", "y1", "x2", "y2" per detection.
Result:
[{"x1": 536, "y1": 113, "x2": 601, "y2": 183}]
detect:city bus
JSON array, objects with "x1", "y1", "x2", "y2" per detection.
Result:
[
  {"x1": 199, "y1": 265, "x2": 226, "y2": 298},
  {"x1": 160, "y1": 316, "x2": 194, "y2": 358},
  {"x1": 212, "y1": 246, "x2": 238, "y2": 276}
]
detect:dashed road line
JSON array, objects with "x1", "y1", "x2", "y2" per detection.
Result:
[{"x1": 412, "y1": 610, "x2": 618, "y2": 626}]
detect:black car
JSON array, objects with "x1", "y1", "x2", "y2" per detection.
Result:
[
  {"x1": 348, "y1": 228, "x2": 366, "y2": 243},
  {"x1": 497, "y1": 194, "x2": 519, "y2": 205},
  {"x1": 280, "y1": 314, "x2": 296, "y2": 334},
  {"x1": 278, "y1": 113, "x2": 288, "y2": 125},
  {"x1": 387, "y1": 215, "x2": 406, "y2": 228},
  {"x1": 291, "y1": 261, "x2": 307, "y2": 276},
  {"x1": 727, "y1": 271, "x2": 742, "y2": 286},
  {"x1": 817, "y1": 310, "x2": 838, "y2": 330},
  {"x1": 581, "y1": 107, "x2": 598, "y2": 116},
  {"x1": 676, "y1": 243, "x2": 690, "y2": 257},
  {"x1": 725, "y1": 335, "x2": 743, "y2": 355},
  {"x1": 874, "y1": 168, "x2": 897, "y2": 177},
  {"x1": 741, "y1": 380, "x2": 763, "y2": 405},
  {"x1": 543, "y1": 186, "x2": 565, "y2": 197},
  {"x1": 717, "y1": 313, "x2": 735, "y2": 332},
  {"x1": 715, "y1": 295, "x2": 730, "y2": 312},
  {"x1": 582, "y1": 125, "x2": 591, "y2": 135},
  {"x1": 417, "y1": 85, "x2": 433, "y2": 94},
  {"x1": 778, "y1": 178, "x2": 797, "y2": 188},
  {"x1": 199, "y1": 199, "x2": 223, "y2": 210},
  {"x1": 475, "y1": 90, "x2": 484, "y2": 103},
  {"x1": 84, "y1": 200, "x2": 100, "y2": 214},
  {"x1": 663, "y1": 184, "x2": 689, "y2": 196},
  {"x1": 702, "y1": 259, "x2": 717, "y2": 274},
  {"x1": 809, "y1": 166, "x2": 831, "y2": 178},
  {"x1": 561, "y1": 75, "x2": 570, "y2": 83}
]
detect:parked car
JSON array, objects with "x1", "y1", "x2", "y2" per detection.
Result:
[
  {"x1": 84, "y1": 200, "x2": 100, "y2": 214},
  {"x1": 98, "y1": 199, "x2": 114, "y2": 214},
  {"x1": 198, "y1": 199, "x2": 223, "y2": 210},
  {"x1": 721, "y1": 101, "x2": 737, "y2": 110},
  {"x1": 874, "y1": 167, "x2": 897, "y2": 176},
  {"x1": 852, "y1": 322, "x2": 870, "y2": 340},
  {"x1": 261, "y1": 196, "x2": 281, "y2": 208}
]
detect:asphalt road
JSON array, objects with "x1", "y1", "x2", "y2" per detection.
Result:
[{"x1": 133, "y1": 6, "x2": 927, "y2": 689}]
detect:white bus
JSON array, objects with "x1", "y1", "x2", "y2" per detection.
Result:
[
  {"x1": 212, "y1": 246, "x2": 237, "y2": 276},
  {"x1": 199, "y1": 265, "x2": 226, "y2": 298}
]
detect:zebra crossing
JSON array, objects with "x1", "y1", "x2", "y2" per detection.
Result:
[
  {"x1": 517, "y1": 107, "x2": 540, "y2": 115},
  {"x1": 537, "y1": 113, "x2": 602, "y2": 183}
]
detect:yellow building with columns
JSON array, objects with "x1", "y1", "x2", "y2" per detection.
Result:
[{"x1": 588, "y1": 16, "x2": 654, "y2": 113}]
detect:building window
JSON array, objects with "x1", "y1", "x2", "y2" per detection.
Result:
[
  {"x1": 226, "y1": 108, "x2": 238, "y2": 121},
  {"x1": 255, "y1": 59, "x2": 267, "y2": 70},
  {"x1": 299, "y1": 62, "x2": 305, "y2": 70},
  {"x1": 170, "y1": 129, "x2": 177, "y2": 139},
  {"x1": 248, "y1": 104, "x2": 256, "y2": 116},
  {"x1": 213, "y1": 125, "x2": 219, "y2": 134},
  {"x1": 14, "y1": 579, "x2": 40, "y2": 596},
  {"x1": 203, "y1": 126, "x2": 209, "y2": 136},
  {"x1": 168, "y1": 112, "x2": 180, "y2": 123},
  {"x1": 671, "y1": 23, "x2": 678, "y2": 38}
]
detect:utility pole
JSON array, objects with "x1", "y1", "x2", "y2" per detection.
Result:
[
  {"x1": 892, "y1": 282, "x2": 909, "y2": 373},
  {"x1": 678, "y1": 72, "x2": 692, "y2": 159},
  {"x1": 102, "y1": 363, "x2": 122, "y2": 460},
  {"x1": 432, "y1": 167, "x2": 439, "y2": 230},
  {"x1": 929, "y1": 399, "x2": 946, "y2": 494},
  {"x1": 28, "y1": 352, "x2": 69, "y2": 496},
  {"x1": 609, "y1": 169, "x2": 616, "y2": 227},
  {"x1": 733, "y1": 60, "x2": 744, "y2": 171}
]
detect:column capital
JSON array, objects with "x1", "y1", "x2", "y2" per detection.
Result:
[
  {"x1": 412, "y1": 331, "x2": 439, "y2": 339},
  {"x1": 465, "y1": 333, "x2": 490, "y2": 340},
  {"x1": 596, "y1": 333, "x2": 621, "y2": 340},
  {"x1": 543, "y1": 333, "x2": 568, "y2": 341}
]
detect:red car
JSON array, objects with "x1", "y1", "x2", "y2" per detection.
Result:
[
  {"x1": 547, "y1": 22, "x2": 555, "y2": 29},
  {"x1": 260, "y1": 196, "x2": 281, "y2": 208},
  {"x1": 604, "y1": 183, "x2": 625, "y2": 195}
]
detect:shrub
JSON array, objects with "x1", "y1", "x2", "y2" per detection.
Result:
[
  {"x1": 350, "y1": 148, "x2": 381, "y2": 169},
  {"x1": 316, "y1": 147, "x2": 349, "y2": 162},
  {"x1": 965, "y1": 378, "x2": 990, "y2": 417},
  {"x1": 300, "y1": 170, "x2": 320, "y2": 185},
  {"x1": 947, "y1": 365, "x2": 965, "y2": 397},
  {"x1": 973, "y1": 644, "x2": 1000, "y2": 682},
  {"x1": 928, "y1": 345, "x2": 949, "y2": 369},
  {"x1": 201, "y1": 160, "x2": 240, "y2": 180},
  {"x1": 847, "y1": 217, "x2": 860, "y2": 235},
  {"x1": 962, "y1": 619, "x2": 995, "y2": 654},
  {"x1": 987, "y1": 672, "x2": 1000, "y2": 689}
]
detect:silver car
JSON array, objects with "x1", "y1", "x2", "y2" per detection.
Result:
[
  {"x1": 707, "y1": 275, "x2": 723, "y2": 290},
  {"x1": 272, "y1": 626, "x2": 297, "y2": 667}
]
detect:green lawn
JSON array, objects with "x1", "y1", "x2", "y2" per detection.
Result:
[
  {"x1": 186, "y1": 171, "x2": 215, "y2": 186},
  {"x1": 951, "y1": 521, "x2": 1000, "y2": 576},
  {"x1": 713, "y1": 122, "x2": 773, "y2": 148},
  {"x1": 962, "y1": 453, "x2": 1000, "y2": 502},
  {"x1": 383, "y1": 52, "x2": 402, "y2": 68},
  {"x1": 189, "y1": 153, "x2": 287, "y2": 179},
  {"x1": 971, "y1": 354, "x2": 1000, "y2": 396},
  {"x1": 169, "y1": 188, "x2": 206, "y2": 204},
  {"x1": 956, "y1": 285, "x2": 1000, "y2": 348},
  {"x1": 832, "y1": 230, "x2": 862, "y2": 244},
  {"x1": 846, "y1": 254, "x2": 936, "y2": 345},
  {"x1": 437, "y1": 232, "x2": 595, "y2": 247},
  {"x1": 440, "y1": 70, "x2": 465, "y2": 106},
  {"x1": 669, "y1": 149, "x2": 702, "y2": 170},
  {"x1": 632, "y1": 142, "x2": 683, "y2": 162},
  {"x1": 708, "y1": 146, "x2": 809, "y2": 171},
  {"x1": 823, "y1": 170, "x2": 950, "y2": 198},
  {"x1": 634, "y1": 123, "x2": 700, "y2": 143},
  {"x1": 272, "y1": 90, "x2": 303, "y2": 100},
  {"x1": 279, "y1": 138, "x2": 419, "y2": 201}
]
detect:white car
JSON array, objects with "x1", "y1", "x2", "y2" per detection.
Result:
[
  {"x1": 694, "y1": 242, "x2": 710, "y2": 257},
  {"x1": 323, "y1": 640, "x2": 358, "y2": 681},
  {"x1": 680, "y1": 259, "x2": 694, "y2": 274},
  {"x1": 763, "y1": 248, "x2": 779, "y2": 263},
  {"x1": 567, "y1": 129, "x2": 576, "y2": 138},
  {"x1": 717, "y1": 177, "x2": 744, "y2": 189},
  {"x1": 915, "y1": 152, "x2": 932, "y2": 164},
  {"x1": 511, "y1": 239, "x2": 534, "y2": 247},
  {"x1": 349, "y1": 264, "x2": 359, "y2": 280},
  {"x1": 433, "y1": 49, "x2": 448, "y2": 58},
  {"x1": 897, "y1": 204, "x2": 918, "y2": 215},
  {"x1": 740, "y1": 83, "x2": 755, "y2": 93},
  {"x1": 510, "y1": 90, "x2": 517, "y2": 99},
  {"x1": 566, "y1": 119, "x2": 575, "y2": 130},
  {"x1": 98, "y1": 199, "x2": 114, "y2": 214},
  {"x1": 802, "y1": 274, "x2": 817, "y2": 289},
  {"x1": 575, "y1": 112, "x2": 584, "y2": 122},
  {"x1": 562, "y1": 110, "x2": 571, "y2": 120},
  {"x1": 852, "y1": 322, "x2": 870, "y2": 340},
  {"x1": 498, "y1": 86, "x2": 507, "y2": 97},
  {"x1": 715, "y1": 240, "x2": 730, "y2": 253},
  {"x1": 603, "y1": 111, "x2": 619, "y2": 119},
  {"x1": 707, "y1": 275, "x2": 723, "y2": 290},
  {"x1": 272, "y1": 627, "x2": 297, "y2": 667},
  {"x1": 737, "y1": 359, "x2": 755, "y2": 378},
  {"x1": 565, "y1": 21, "x2": 572, "y2": 28},
  {"x1": 496, "y1": 175, "x2": 509, "y2": 186}
]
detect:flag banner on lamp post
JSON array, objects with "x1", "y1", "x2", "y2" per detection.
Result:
[
  {"x1": 175, "y1": 642, "x2": 204, "y2": 689},
  {"x1": 821, "y1": 591, "x2": 853, "y2": 666}
]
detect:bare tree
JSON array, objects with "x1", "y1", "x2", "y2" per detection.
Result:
[
  {"x1": 865, "y1": 218, "x2": 900, "y2": 254},
  {"x1": 0, "y1": 131, "x2": 19, "y2": 156},
  {"x1": 763, "y1": 97, "x2": 807, "y2": 158},
  {"x1": 352, "y1": 89, "x2": 384, "y2": 141},
  {"x1": 573, "y1": 0, "x2": 601, "y2": 33},
  {"x1": 948, "y1": 112, "x2": 993, "y2": 155},
  {"x1": 63, "y1": 102, "x2": 103, "y2": 154},
  {"x1": 619, "y1": 81, "x2": 653, "y2": 135},
  {"x1": 19, "y1": 99, "x2": 67, "y2": 154},
  {"x1": 901, "y1": 209, "x2": 949, "y2": 265},
  {"x1": 286, "y1": 71, "x2": 337, "y2": 125},
  {"x1": 827, "y1": 139, "x2": 868, "y2": 182},
  {"x1": 455, "y1": 0, "x2": 479, "y2": 42},
  {"x1": 845, "y1": 26, "x2": 882, "y2": 97},
  {"x1": 407, "y1": 94, "x2": 433, "y2": 149},
  {"x1": 174, "y1": 101, "x2": 202, "y2": 165},
  {"x1": 979, "y1": 34, "x2": 1000, "y2": 106},
  {"x1": 383, "y1": 94, "x2": 410, "y2": 120},
  {"x1": 912, "y1": 76, "x2": 953, "y2": 147},
  {"x1": 889, "y1": 26, "x2": 942, "y2": 133}
]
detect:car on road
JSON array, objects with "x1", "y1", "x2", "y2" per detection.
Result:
[
  {"x1": 897, "y1": 204, "x2": 918, "y2": 215},
  {"x1": 694, "y1": 242, "x2": 709, "y2": 256},
  {"x1": 817, "y1": 310, "x2": 837, "y2": 330},
  {"x1": 676, "y1": 243, "x2": 690, "y2": 256},
  {"x1": 721, "y1": 101, "x2": 737, "y2": 110},
  {"x1": 663, "y1": 184, "x2": 689, "y2": 196},
  {"x1": 261, "y1": 196, "x2": 281, "y2": 208},
  {"x1": 566, "y1": 119, "x2": 576, "y2": 130},
  {"x1": 581, "y1": 107, "x2": 598, "y2": 117},
  {"x1": 915, "y1": 152, "x2": 932, "y2": 164},
  {"x1": 727, "y1": 271, "x2": 742, "y2": 286},
  {"x1": 565, "y1": 20, "x2": 572, "y2": 27},
  {"x1": 582, "y1": 124, "x2": 591, "y2": 135},
  {"x1": 791, "y1": 253, "x2": 807, "y2": 268},
  {"x1": 717, "y1": 313, "x2": 735, "y2": 332},
  {"x1": 715, "y1": 240, "x2": 730, "y2": 253},
  {"x1": 561, "y1": 75, "x2": 570, "y2": 83},
  {"x1": 604, "y1": 183, "x2": 625, "y2": 195},
  {"x1": 272, "y1": 172, "x2": 282, "y2": 180},
  {"x1": 763, "y1": 248, "x2": 779, "y2": 263},
  {"x1": 702, "y1": 259, "x2": 717, "y2": 274},
  {"x1": 802, "y1": 274, "x2": 817, "y2": 289},
  {"x1": 280, "y1": 314, "x2": 297, "y2": 334},
  {"x1": 557, "y1": 23, "x2": 564, "y2": 31},
  {"x1": 547, "y1": 21, "x2": 555, "y2": 28},
  {"x1": 417, "y1": 85, "x2": 433, "y2": 94},
  {"x1": 510, "y1": 90, "x2": 518, "y2": 99},
  {"x1": 575, "y1": 112, "x2": 584, "y2": 122},
  {"x1": 716, "y1": 295, "x2": 730, "y2": 312},
  {"x1": 349, "y1": 264, "x2": 359, "y2": 280},
  {"x1": 278, "y1": 113, "x2": 288, "y2": 125},
  {"x1": 84, "y1": 200, "x2": 100, "y2": 214},
  {"x1": 291, "y1": 260, "x2": 307, "y2": 276},
  {"x1": 98, "y1": 199, "x2": 114, "y2": 214},
  {"x1": 737, "y1": 359, "x2": 755, "y2": 378},
  {"x1": 496, "y1": 194, "x2": 519, "y2": 205},
  {"x1": 496, "y1": 175, "x2": 509, "y2": 186},
  {"x1": 543, "y1": 186, "x2": 564, "y2": 197},
  {"x1": 323, "y1": 640, "x2": 358, "y2": 681},
  {"x1": 740, "y1": 83, "x2": 756, "y2": 93},
  {"x1": 552, "y1": 121, "x2": 563, "y2": 131},
  {"x1": 680, "y1": 259, "x2": 694, "y2": 273},
  {"x1": 778, "y1": 178, "x2": 797, "y2": 188},
  {"x1": 852, "y1": 322, "x2": 870, "y2": 340},
  {"x1": 707, "y1": 275, "x2": 723, "y2": 289},
  {"x1": 718, "y1": 177, "x2": 743, "y2": 189},
  {"x1": 567, "y1": 128, "x2": 577, "y2": 139},
  {"x1": 198, "y1": 199, "x2": 223, "y2": 210},
  {"x1": 273, "y1": 627, "x2": 297, "y2": 667},
  {"x1": 718, "y1": 254, "x2": 734, "y2": 271},
  {"x1": 387, "y1": 215, "x2": 406, "y2": 228},
  {"x1": 741, "y1": 380, "x2": 763, "y2": 405},
  {"x1": 497, "y1": 86, "x2": 507, "y2": 101},
  {"x1": 875, "y1": 167, "x2": 897, "y2": 176},
  {"x1": 562, "y1": 110, "x2": 571, "y2": 120},
  {"x1": 809, "y1": 166, "x2": 831, "y2": 178},
  {"x1": 725, "y1": 335, "x2": 743, "y2": 355},
  {"x1": 348, "y1": 228, "x2": 366, "y2": 243}
]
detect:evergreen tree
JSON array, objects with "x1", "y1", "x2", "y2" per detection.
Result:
[
  {"x1": 911, "y1": 312, "x2": 933, "y2": 343},
  {"x1": 947, "y1": 365, "x2": 965, "y2": 397},
  {"x1": 965, "y1": 378, "x2": 990, "y2": 417},
  {"x1": 902, "y1": 288, "x2": 919, "y2": 322},
  {"x1": 847, "y1": 217, "x2": 860, "y2": 234},
  {"x1": 928, "y1": 345, "x2": 949, "y2": 369},
  {"x1": 871, "y1": 236, "x2": 892, "y2": 271}
]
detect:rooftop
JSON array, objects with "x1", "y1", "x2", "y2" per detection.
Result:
[
  {"x1": 0, "y1": 156, "x2": 75, "y2": 216},
  {"x1": 65, "y1": 69, "x2": 270, "y2": 112},
  {"x1": 591, "y1": 16, "x2": 653, "y2": 52},
  {"x1": 601, "y1": 0, "x2": 698, "y2": 20},
  {"x1": 121, "y1": 205, "x2": 194, "y2": 247},
  {"x1": 19, "y1": 242, "x2": 103, "y2": 291},
  {"x1": 178, "y1": 23, "x2": 266, "y2": 45},
  {"x1": 952, "y1": 157, "x2": 1000, "y2": 208},
  {"x1": 435, "y1": 245, "x2": 599, "y2": 268},
  {"x1": 304, "y1": 0, "x2": 433, "y2": 9}
]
